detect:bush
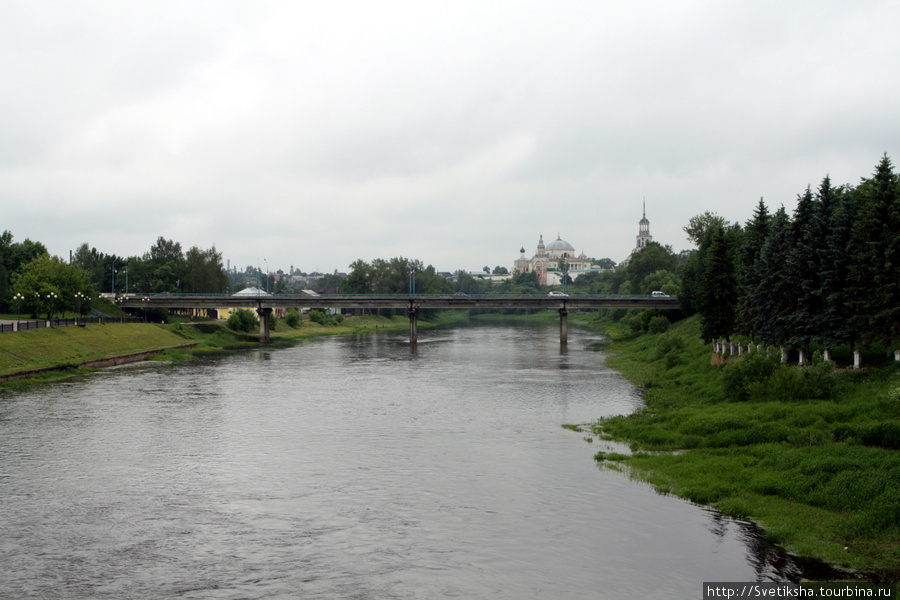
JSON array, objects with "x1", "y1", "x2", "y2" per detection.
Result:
[
  {"x1": 648, "y1": 315, "x2": 670, "y2": 334},
  {"x1": 284, "y1": 308, "x2": 301, "y2": 328},
  {"x1": 226, "y1": 308, "x2": 258, "y2": 332},
  {"x1": 308, "y1": 309, "x2": 343, "y2": 326},
  {"x1": 655, "y1": 331, "x2": 686, "y2": 368},
  {"x1": 721, "y1": 351, "x2": 778, "y2": 401}
]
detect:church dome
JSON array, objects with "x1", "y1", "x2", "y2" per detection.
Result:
[{"x1": 546, "y1": 236, "x2": 575, "y2": 252}]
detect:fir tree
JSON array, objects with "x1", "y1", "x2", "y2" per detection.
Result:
[
  {"x1": 848, "y1": 154, "x2": 900, "y2": 352},
  {"x1": 735, "y1": 198, "x2": 769, "y2": 338},
  {"x1": 819, "y1": 179, "x2": 856, "y2": 350},
  {"x1": 699, "y1": 226, "x2": 738, "y2": 342},
  {"x1": 753, "y1": 207, "x2": 795, "y2": 348}
]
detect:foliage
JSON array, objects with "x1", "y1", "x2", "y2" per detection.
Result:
[
  {"x1": 308, "y1": 309, "x2": 344, "y2": 326},
  {"x1": 647, "y1": 315, "x2": 670, "y2": 334},
  {"x1": 698, "y1": 225, "x2": 737, "y2": 342},
  {"x1": 590, "y1": 315, "x2": 900, "y2": 573},
  {"x1": 345, "y1": 257, "x2": 452, "y2": 296},
  {"x1": 284, "y1": 308, "x2": 301, "y2": 328},
  {"x1": 226, "y1": 309, "x2": 259, "y2": 332},
  {"x1": 10, "y1": 254, "x2": 94, "y2": 318}
]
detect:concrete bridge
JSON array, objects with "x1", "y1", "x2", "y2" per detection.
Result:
[{"x1": 117, "y1": 293, "x2": 680, "y2": 344}]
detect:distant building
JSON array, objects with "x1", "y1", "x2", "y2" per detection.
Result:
[
  {"x1": 621, "y1": 202, "x2": 653, "y2": 267},
  {"x1": 513, "y1": 234, "x2": 593, "y2": 286}
]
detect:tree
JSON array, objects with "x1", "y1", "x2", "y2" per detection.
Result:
[
  {"x1": 698, "y1": 226, "x2": 737, "y2": 342},
  {"x1": 753, "y1": 207, "x2": 795, "y2": 348},
  {"x1": 183, "y1": 245, "x2": 228, "y2": 293},
  {"x1": 684, "y1": 211, "x2": 728, "y2": 248},
  {"x1": 344, "y1": 259, "x2": 372, "y2": 294},
  {"x1": 492, "y1": 266, "x2": 509, "y2": 275},
  {"x1": 455, "y1": 270, "x2": 489, "y2": 294},
  {"x1": 848, "y1": 154, "x2": 900, "y2": 352},
  {"x1": 10, "y1": 254, "x2": 94, "y2": 318},
  {"x1": 624, "y1": 242, "x2": 679, "y2": 291},
  {"x1": 784, "y1": 186, "x2": 822, "y2": 351},
  {"x1": 735, "y1": 199, "x2": 770, "y2": 337},
  {"x1": 819, "y1": 183, "x2": 857, "y2": 349}
]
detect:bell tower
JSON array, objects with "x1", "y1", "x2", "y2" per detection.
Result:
[{"x1": 635, "y1": 200, "x2": 652, "y2": 251}]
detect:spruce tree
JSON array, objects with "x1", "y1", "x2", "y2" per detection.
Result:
[
  {"x1": 753, "y1": 207, "x2": 795, "y2": 348},
  {"x1": 848, "y1": 154, "x2": 900, "y2": 352},
  {"x1": 785, "y1": 186, "x2": 823, "y2": 352},
  {"x1": 735, "y1": 198, "x2": 769, "y2": 338},
  {"x1": 699, "y1": 226, "x2": 738, "y2": 342},
  {"x1": 819, "y1": 179, "x2": 856, "y2": 350}
]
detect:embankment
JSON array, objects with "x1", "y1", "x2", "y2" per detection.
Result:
[{"x1": 583, "y1": 314, "x2": 900, "y2": 582}]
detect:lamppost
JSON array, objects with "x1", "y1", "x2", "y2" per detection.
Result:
[
  {"x1": 264, "y1": 259, "x2": 269, "y2": 293},
  {"x1": 46, "y1": 291, "x2": 58, "y2": 320},
  {"x1": 142, "y1": 296, "x2": 149, "y2": 322},
  {"x1": 75, "y1": 292, "x2": 88, "y2": 324},
  {"x1": 111, "y1": 265, "x2": 117, "y2": 294},
  {"x1": 12, "y1": 292, "x2": 24, "y2": 329},
  {"x1": 408, "y1": 270, "x2": 416, "y2": 296}
]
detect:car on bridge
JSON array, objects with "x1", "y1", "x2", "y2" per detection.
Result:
[{"x1": 548, "y1": 291, "x2": 568, "y2": 297}]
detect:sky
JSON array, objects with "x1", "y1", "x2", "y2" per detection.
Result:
[{"x1": 2, "y1": 1, "x2": 899, "y2": 276}]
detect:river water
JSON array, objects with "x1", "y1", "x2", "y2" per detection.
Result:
[{"x1": 1, "y1": 323, "x2": 820, "y2": 599}]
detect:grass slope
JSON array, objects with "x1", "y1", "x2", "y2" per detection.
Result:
[
  {"x1": 588, "y1": 315, "x2": 900, "y2": 579},
  {"x1": 0, "y1": 323, "x2": 190, "y2": 375}
]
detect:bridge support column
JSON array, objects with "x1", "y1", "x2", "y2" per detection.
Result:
[
  {"x1": 408, "y1": 307, "x2": 418, "y2": 345},
  {"x1": 559, "y1": 308, "x2": 568, "y2": 345},
  {"x1": 257, "y1": 307, "x2": 273, "y2": 344}
]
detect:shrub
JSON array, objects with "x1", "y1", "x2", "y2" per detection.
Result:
[
  {"x1": 721, "y1": 351, "x2": 778, "y2": 401},
  {"x1": 226, "y1": 309, "x2": 258, "y2": 332},
  {"x1": 308, "y1": 309, "x2": 328, "y2": 325},
  {"x1": 284, "y1": 308, "x2": 301, "y2": 328},
  {"x1": 648, "y1": 315, "x2": 670, "y2": 334},
  {"x1": 655, "y1": 331, "x2": 686, "y2": 368},
  {"x1": 308, "y1": 309, "x2": 343, "y2": 326}
]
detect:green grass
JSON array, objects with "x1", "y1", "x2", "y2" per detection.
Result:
[
  {"x1": 583, "y1": 314, "x2": 900, "y2": 579},
  {"x1": 0, "y1": 323, "x2": 191, "y2": 376},
  {"x1": 0, "y1": 312, "x2": 423, "y2": 381}
]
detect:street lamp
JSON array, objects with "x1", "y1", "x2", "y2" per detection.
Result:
[
  {"x1": 408, "y1": 270, "x2": 416, "y2": 296},
  {"x1": 264, "y1": 259, "x2": 269, "y2": 293},
  {"x1": 12, "y1": 292, "x2": 24, "y2": 327},
  {"x1": 75, "y1": 292, "x2": 89, "y2": 324},
  {"x1": 46, "y1": 292, "x2": 58, "y2": 320}
]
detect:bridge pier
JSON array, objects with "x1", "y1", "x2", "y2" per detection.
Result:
[
  {"x1": 408, "y1": 306, "x2": 418, "y2": 345},
  {"x1": 559, "y1": 308, "x2": 568, "y2": 345},
  {"x1": 257, "y1": 307, "x2": 273, "y2": 344}
]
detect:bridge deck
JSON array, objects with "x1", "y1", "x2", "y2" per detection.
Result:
[{"x1": 117, "y1": 293, "x2": 680, "y2": 311}]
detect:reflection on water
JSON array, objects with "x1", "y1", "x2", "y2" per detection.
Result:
[{"x1": 0, "y1": 324, "x2": 844, "y2": 599}]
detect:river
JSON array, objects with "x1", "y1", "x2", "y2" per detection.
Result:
[{"x1": 0, "y1": 323, "x2": 821, "y2": 599}]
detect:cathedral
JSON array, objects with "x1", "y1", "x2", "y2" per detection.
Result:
[
  {"x1": 513, "y1": 234, "x2": 593, "y2": 286},
  {"x1": 513, "y1": 206, "x2": 653, "y2": 282}
]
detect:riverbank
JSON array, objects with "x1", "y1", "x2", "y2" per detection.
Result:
[
  {"x1": 581, "y1": 314, "x2": 900, "y2": 581},
  {"x1": 0, "y1": 313, "x2": 446, "y2": 387}
]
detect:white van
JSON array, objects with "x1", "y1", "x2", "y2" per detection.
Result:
[{"x1": 651, "y1": 291, "x2": 670, "y2": 298}]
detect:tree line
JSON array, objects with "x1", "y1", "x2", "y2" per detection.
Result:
[
  {"x1": 685, "y1": 154, "x2": 899, "y2": 362},
  {"x1": 0, "y1": 234, "x2": 227, "y2": 318}
]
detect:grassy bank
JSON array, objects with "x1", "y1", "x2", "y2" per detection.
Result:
[
  {"x1": 0, "y1": 323, "x2": 192, "y2": 377},
  {"x1": 582, "y1": 315, "x2": 900, "y2": 580},
  {"x1": 0, "y1": 312, "x2": 432, "y2": 384}
]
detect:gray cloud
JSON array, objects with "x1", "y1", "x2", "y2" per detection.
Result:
[{"x1": 2, "y1": 0, "x2": 898, "y2": 273}]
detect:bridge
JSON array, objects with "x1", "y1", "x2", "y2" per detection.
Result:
[{"x1": 117, "y1": 293, "x2": 681, "y2": 344}]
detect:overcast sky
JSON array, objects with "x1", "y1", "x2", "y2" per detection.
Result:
[{"x1": 2, "y1": 1, "x2": 898, "y2": 275}]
